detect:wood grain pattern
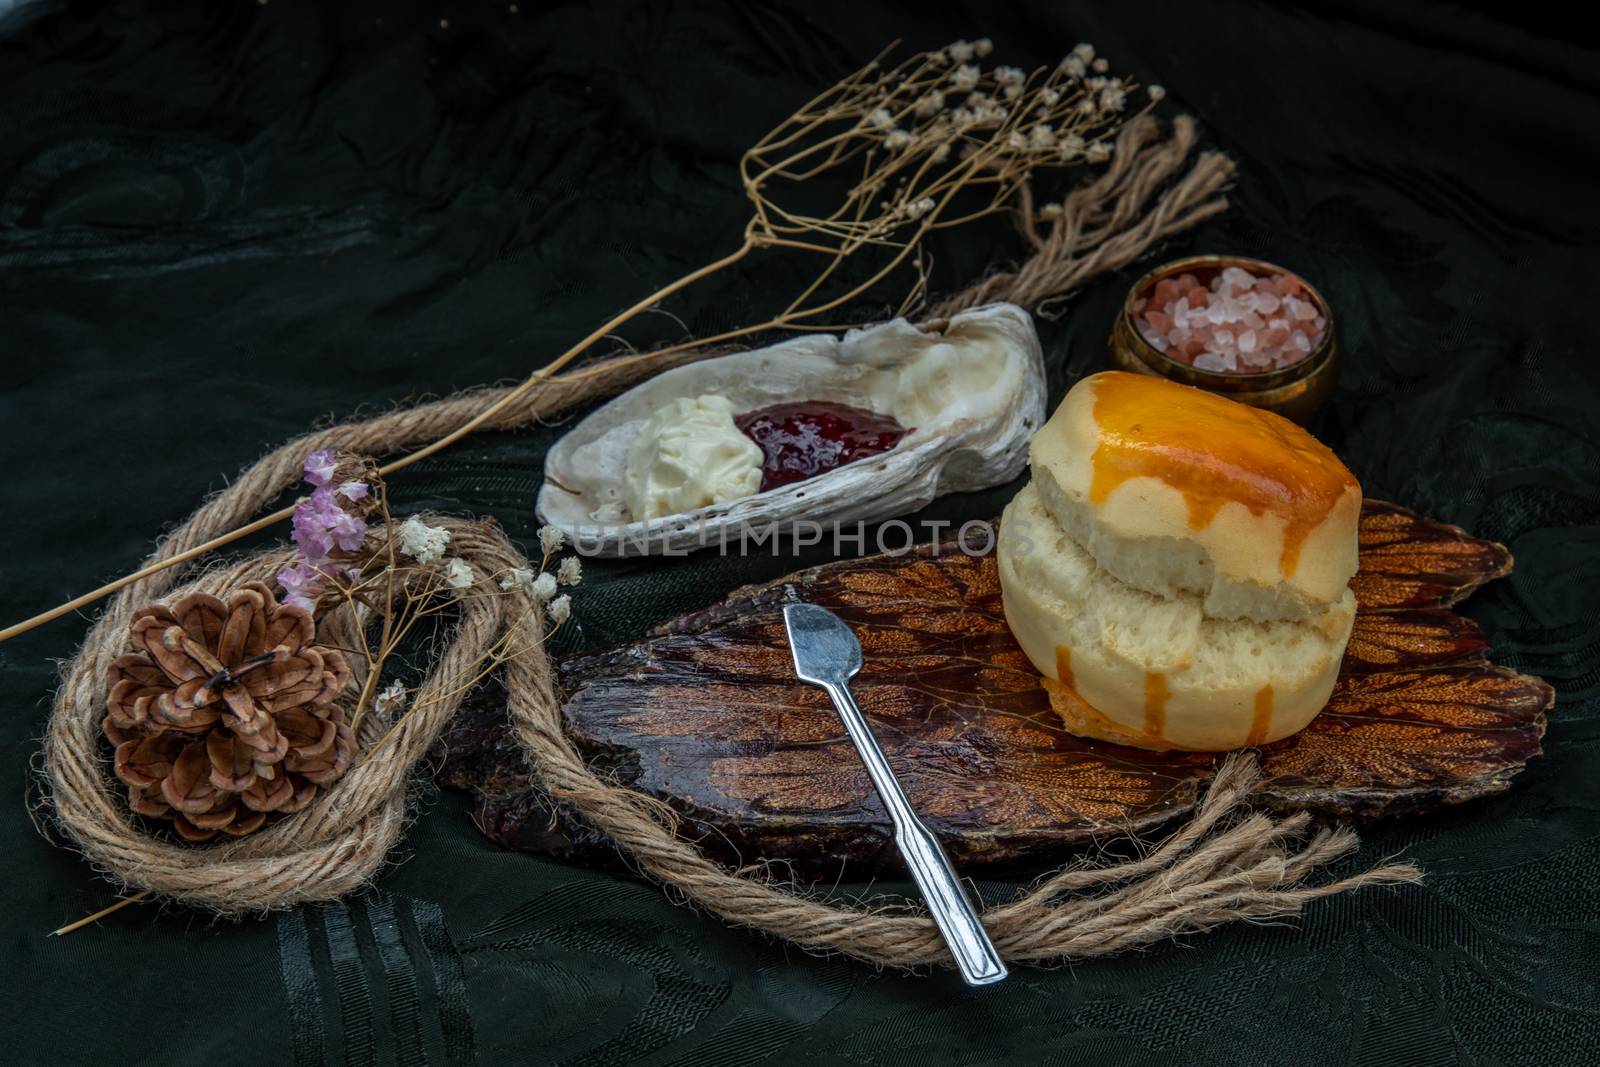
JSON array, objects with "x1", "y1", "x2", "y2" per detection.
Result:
[{"x1": 437, "y1": 500, "x2": 1551, "y2": 873}]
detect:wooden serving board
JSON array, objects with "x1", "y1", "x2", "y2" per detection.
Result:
[{"x1": 436, "y1": 501, "x2": 1552, "y2": 875}]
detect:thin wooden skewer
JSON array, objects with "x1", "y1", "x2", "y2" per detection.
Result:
[
  {"x1": 0, "y1": 241, "x2": 755, "y2": 646},
  {"x1": 50, "y1": 890, "x2": 151, "y2": 937},
  {"x1": 1, "y1": 47, "x2": 1153, "y2": 648}
]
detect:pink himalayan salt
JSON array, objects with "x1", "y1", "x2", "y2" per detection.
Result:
[{"x1": 1135, "y1": 265, "x2": 1325, "y2": 372}]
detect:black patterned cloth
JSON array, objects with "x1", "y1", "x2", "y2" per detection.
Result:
[{"x1": 3, "y1": 2, "x2": 1596, "y2": 1064}]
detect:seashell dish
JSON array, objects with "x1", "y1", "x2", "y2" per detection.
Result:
[{"x1": 536, "y1": 303, "x2": 1047, "y2": 556}]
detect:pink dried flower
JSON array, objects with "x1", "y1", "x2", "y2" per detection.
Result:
[
  {"x1": 280, "y1": 450, "x2": 374, "y2": 610},
  {"x1": 303, "y1": 450, "x2": 340, "y2": 488},
  {"x1": 292, "y1": 486, "x2": 369, "y2": 559},
  {"x1": 277, "y1": 562, "x2": 323, "y2": 612},
  {"x1": 329, "y1": 507, "x2": 369, "y2": 553},
  {"x1": 291, "y1": 491, "x2": 340, "y2": 561}
]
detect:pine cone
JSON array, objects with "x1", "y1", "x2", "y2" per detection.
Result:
[{"x1": 102, "y1": 580, "x2": 355, "y2": 842}]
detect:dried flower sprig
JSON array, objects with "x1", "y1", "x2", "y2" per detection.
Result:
[
  {"x1": 279, "y1": 450, "x2": 381, "y2": 610},
  {"x1": 1, "y1": 37, "x2": 1214, "y2": 644},
  {"x1": 274, "y1": 452, "x2": 582, "y2": 736},
  {"x1": 703, "y1": 38, "x2": 1159, "y2": 340}
]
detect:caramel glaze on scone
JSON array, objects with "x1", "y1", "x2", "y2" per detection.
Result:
[{"x1": 998, "y1": 371, "x2": 1361, "y2": 751}]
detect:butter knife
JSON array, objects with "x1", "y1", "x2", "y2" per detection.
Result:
[{"x1": 782, "y1": 602, "x2": 1008, "y2": 987}]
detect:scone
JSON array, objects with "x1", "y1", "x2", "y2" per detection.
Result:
[{"x1": 998, "y1": 371, "x2": 1361, "y2": 750}]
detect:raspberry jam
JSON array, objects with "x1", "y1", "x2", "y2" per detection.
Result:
[{"x1": 735, "y1": 402, "x2": 909, "y2": 492}]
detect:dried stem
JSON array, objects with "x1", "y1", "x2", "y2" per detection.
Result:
[
  {"x1": 2, "y1": 39, "x2": 1177, "y2": 646},
  {"x1": 50, "y1": 890, "x2": 151, "y2": 937}
]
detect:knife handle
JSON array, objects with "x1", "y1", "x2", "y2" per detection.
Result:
[{"x1": 824, "y1": 679, "x2": 1008, "y2": 987}]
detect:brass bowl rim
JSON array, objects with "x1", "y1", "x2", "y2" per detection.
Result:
[{"x1": 1120, "y1": 253, "x2": 1335, "y2": 386}]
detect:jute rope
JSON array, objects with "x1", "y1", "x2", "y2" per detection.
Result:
[
  {"x1": 928, "y1": 115, "x2": 1234, "y2": 321},
  {"x1": 40, "y1": 354, "x2": 697, "y2": 910},
  {"x1": 44, "y1": 504, "x2": 1422, "y2": 961},
  {"x1": 40, "y1": 116, "x2": 1420, "y2": 967}
]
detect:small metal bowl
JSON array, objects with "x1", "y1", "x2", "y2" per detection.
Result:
[{"x1": 1108, "y1": 254, "x2": 1338, "y2": 425}]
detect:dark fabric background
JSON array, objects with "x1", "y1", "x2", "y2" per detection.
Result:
[{"x1": 2, "y1": 1, "x2": 1597, "y2": 1064}]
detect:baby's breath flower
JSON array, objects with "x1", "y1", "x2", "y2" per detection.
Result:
[
  {"x1": 1006, "y1": 130, "x2": 1027, "y2": 150},
  {"x1": 1085, "y1": 141, "x2": 1112, "y2": 164},
  {"x1": 929, "y1": 142, "x2": 951, "y2": 163},
  {"x1": 913, "y1": 90, "x2": 944, "y2": 118},
  {"x1": 531, "y1": 572, "x2": 558, "y2": 601},
  {"x1": 868, "y1": 107, "x2": 894, "y2": 130},
  {"x1": 1059, "y1": 55, "x2": 1087, "y2": 79},
  {"x1": 1002, "y1": 83, "x2": 1022, "y2": 101},
  {"x1": 1147, "y1": 84, "x2": 1166, "y2": 102},
  {"x1": 884, "y1": 128, "x2": 913, "y2": 151},
  {"x1": 947, "y1": 39, "x2": 975, "y2": 63},
  {"x1": 973, "y1": 37, "x2": 993, "y2": 57},
  {"x1": 557, "y1": 556, "x2": 582, "y2": 586},
  {"x1": 1091, "y1": 57, "x2": 1109, "y2": 73},
  {"x1": 902, "y1": 196, "x2": 936, "y2": 220},
  {"x1": 444, "y1": 558, "x2": 475, "y2": 590},
  {"x1": 1030, "y1": 124, "x2": 1056, "y2": 149},
  {"x1": 537, "y1": 525, "x2": 564, "y2": 554},
  {"x1": 1077, "y1": 96, "x2": 1098, "y2": 115},
  {"x1": 1039, "y1": 87, "x2": 1060, "y2": 106},
  {"x1": 1072, "y1": 42, "x2": 1095, "y2": 63},
  {"x1": 547, "y1": 594, "x2": 572, "y2": 624},
  {"x1": 1040, "y1": 202, "x2": 1063, "y2": 219},
  {"x1": 1058, "y1": 132, "x2": 1086, "y2": 160},
  {"x1": 500, "y1": 566, "x2": 535, "y2": 592},
  {"x1": 949, "y1": 64, "x2": 979, "y2": 92},
  {"x1": 397, "y1": 516, "x2": 450, "y2": 565},
  {"x1": 1100, "y1": 86, "x2": 1126, "y2": 112},
  {"x1": 374, "y1": 680, "x2": 407, "y2": 717}
]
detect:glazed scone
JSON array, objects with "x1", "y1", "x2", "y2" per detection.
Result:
[
  {"x1": 999, "y1": 483, "x2": 1354, "y2": 750},
  {"x1": 997, "y1": 372, "x2": 1363, "y2": 751},
  {"x1": 1029, "y1": 371, "x2": 1361, "y2": 622}
]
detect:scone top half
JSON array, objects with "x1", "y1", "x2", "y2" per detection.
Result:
[
  {"x1": 998, "y1": 371, "x2": 1361, "y2": 752},
  {"x1": 1032, "y1": 371, "x2": 1360, "y2": 622}
]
